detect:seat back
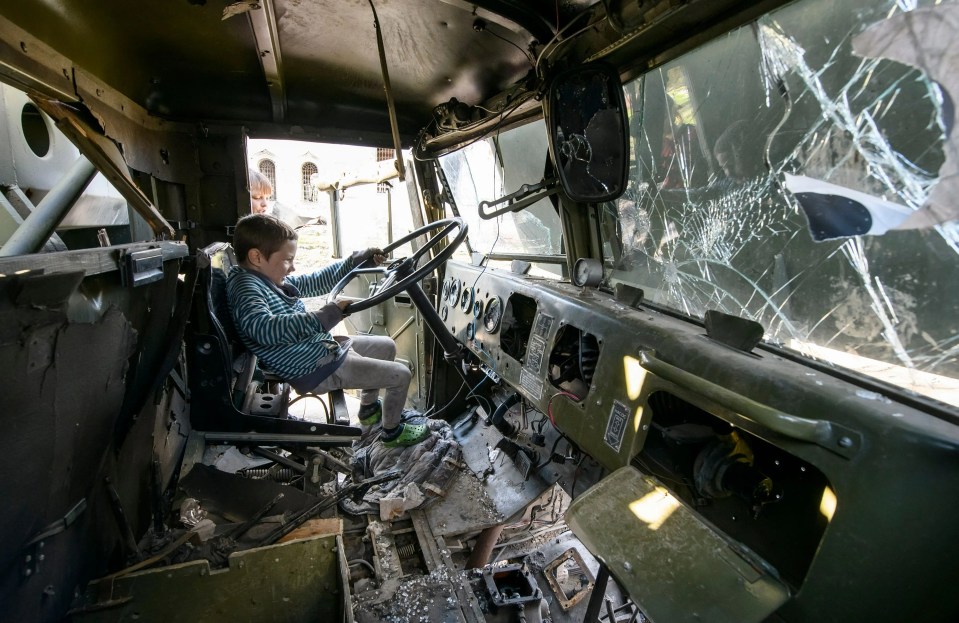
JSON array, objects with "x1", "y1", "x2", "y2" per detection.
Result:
[{"x1": 188, "y1": 241, "x2": 360, "y2": 441}]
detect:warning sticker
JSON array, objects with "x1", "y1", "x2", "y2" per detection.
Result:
[
  {"x1": 526, "y1": 335, "x2": 547, "y2": 373},
  {"x1": 534, "y1": 313, "x2": 554, "y2": 338},
  {"x1": 604, "y1": 400, "x2": 630, "y2": 453},
  {"x1": 519, "y1": 368, "x2": 544, "y2": 401}
]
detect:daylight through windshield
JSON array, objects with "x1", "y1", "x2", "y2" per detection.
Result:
[{"x1": 603, "y1": 0, "x2": 959, "y2": 406}]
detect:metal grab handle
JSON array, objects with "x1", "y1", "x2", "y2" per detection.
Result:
[{"x1": 638, "y1": 350, "x2": 860, "y2": 458}]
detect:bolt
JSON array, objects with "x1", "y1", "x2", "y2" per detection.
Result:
[
  {"x1": 623, "y1": 562, "x2": 632, "y2": 572},
  {"x1": 838, "y1": 436, "x2": 853, "y2": 448}
]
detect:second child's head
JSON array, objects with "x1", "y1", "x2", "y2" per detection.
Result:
[
  {"x1": 234, "y1": 213, "x2": 298, "y2": 286},
  {"x1": 249, "y1": 169, "x2": 273, "y2": 214}
]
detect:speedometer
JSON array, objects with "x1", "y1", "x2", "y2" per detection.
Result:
[{"x1": 483, "y1": 296, "x2": 503, "y2": 333}]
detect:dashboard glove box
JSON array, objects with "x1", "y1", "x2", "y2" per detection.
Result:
[{"x1": 566, "y1": 467, "x2": 789, "y2": 623}]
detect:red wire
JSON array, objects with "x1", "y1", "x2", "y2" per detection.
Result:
[{"x1": 546, "y1": 390, "x2": 580, "y2": 427}]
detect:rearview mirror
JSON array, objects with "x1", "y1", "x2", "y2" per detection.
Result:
[{"x1": 545, "y1": 63, "x2": 629, "y2": 203}]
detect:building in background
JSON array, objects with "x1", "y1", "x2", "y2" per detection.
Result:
[{"x1": 248, "y1": 139, "x2": 414, "y2": 255}]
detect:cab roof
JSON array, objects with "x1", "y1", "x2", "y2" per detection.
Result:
[{"x1": 0, "y1": 0, "x2": 786, "y2": 147}]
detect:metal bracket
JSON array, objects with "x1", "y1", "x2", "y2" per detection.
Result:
[
  {"x1": 23, "y1": 498, "x2": 87, "y2": 580},
  {"x1": 479, "y1": 178, "x2": 559, "y2": 220},
  {"x1": 120, "y1": 248, "x2": 164, "y2": 287}
]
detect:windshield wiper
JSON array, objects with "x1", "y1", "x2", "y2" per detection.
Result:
[{"x1": 478, "y1": 178, "x2": 559, "y2": 220}]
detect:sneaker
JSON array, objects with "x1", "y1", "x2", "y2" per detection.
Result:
[
  {"x1": 382, "y1": 422, "x2": 430, "y2": 447},
  {"x1": 358, "y1": 400, "x2": 382, "y2": 427}
]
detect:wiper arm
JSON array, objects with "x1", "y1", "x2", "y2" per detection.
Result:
[{"x1": 478, "y1": 178, "x2": 559, "y2": 220}]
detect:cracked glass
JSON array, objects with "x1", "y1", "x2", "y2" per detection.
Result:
[
  {"x1": 603, "y1": 0, "x2": 959, "y2": 407},
  {"x1": 439, "y1": 119, "x2": 564, "y2": 277}
]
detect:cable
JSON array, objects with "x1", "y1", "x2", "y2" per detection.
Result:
[
  {"x1": 483, "y1": 27, "x2": 535, "y2": 66},
  {"x1": 534, "y1": 12, "x2": 598, "y2": 78},
  {"x1": 347, "y1": 559, "x2": 376, "y2": 575},
  {"x1": 546, "y1": 390, "x2": 580, "y2": 426}
]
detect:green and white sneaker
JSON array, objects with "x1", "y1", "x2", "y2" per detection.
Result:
[{"x1": 382, "y1": 422, "x2": 430, "y2": 447}]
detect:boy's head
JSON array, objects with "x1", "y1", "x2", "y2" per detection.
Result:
[
  {"x1": 234, "y1": 213, "x2": 299, "y2": 286},
  {"x1": 249, "y1": 168, "x2": 273, "y2": 214}
]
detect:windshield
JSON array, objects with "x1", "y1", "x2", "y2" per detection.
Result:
[
  {"x1": 438, "y1": 119, "x2": 565, "y2": 276},
  {"x1": 603, "y1": 0, "x2": 959, "y2": 407}
]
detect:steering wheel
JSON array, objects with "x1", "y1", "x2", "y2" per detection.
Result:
[{"x1": 327, "y1": 217, "x2": 467, "y2": 314}]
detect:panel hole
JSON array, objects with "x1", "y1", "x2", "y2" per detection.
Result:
[{"x1": 21, "y1": 103, "x2": 50, "y2": 157}]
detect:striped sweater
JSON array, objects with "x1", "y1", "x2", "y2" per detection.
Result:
[{"x1": 226, "y1": 259, "x2": 355, "y2": 380}]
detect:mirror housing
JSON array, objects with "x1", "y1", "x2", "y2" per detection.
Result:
[{"x1": 545, "y1": 63, "x2": 629, "y2": 203}]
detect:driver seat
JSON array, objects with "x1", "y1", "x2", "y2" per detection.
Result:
[{"x1": 189, "y1": 242, "x2": 359, "y2": 443}]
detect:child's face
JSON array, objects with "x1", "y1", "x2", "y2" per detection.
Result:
[
  {"x1": 251, "y1": 189, "x2": 271, "y2": 214},
  {"x1": 250, "y1": 239, "x2": 297, "y2": 286}
]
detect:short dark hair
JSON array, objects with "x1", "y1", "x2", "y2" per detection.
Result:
[{"x1": 233, "y1": 213, "x2": 297, "y2": 262}]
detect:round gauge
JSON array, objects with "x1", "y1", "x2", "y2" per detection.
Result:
[
  {"x1": 441, "y1": 279, "x2": 451, "y2": 302},
  {"x1": 449, "y1": 279, "x2": 461, "y2": 306},
  {"x1": 572, "y1": 257, "x2": 603, "y2": 288},
  {"x1": 466, "y1": 322, "x2": 476, "y2": 340},
  {"x1": 441, "y1": 306, "x2": 448, "y2": 321},
  {"x1": 460, "y1": 286, "x2": 474, "y2": 312},
  {"x1": 473, "y1": 300, "x2": 483, "y2": 319},
  {"x1": 483, "y1": 296, "x2": 503, "y2": 333}
]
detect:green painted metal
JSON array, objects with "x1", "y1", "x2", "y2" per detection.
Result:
[
  {"x1": 73, "y1": 535, "x2": 342, "y2": 623},
  {"x1": 567, "y1": 467, "x2": 790, "y2": 623}
]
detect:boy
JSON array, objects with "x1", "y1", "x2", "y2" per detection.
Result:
[
  {"x1": 249, "y1": 168, "x2": 273, "y2": 214},
  {"x1": 226, "y1": 213, "x2": 430, "y2": 447}
]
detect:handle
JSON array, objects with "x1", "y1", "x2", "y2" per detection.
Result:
[{"x1": 639, "y1": 350, "x2": 860, "y2": 458}]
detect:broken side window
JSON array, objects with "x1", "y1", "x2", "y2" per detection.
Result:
[{"x1": 604, "y1": 0, "x2": 959, "y2": 407}]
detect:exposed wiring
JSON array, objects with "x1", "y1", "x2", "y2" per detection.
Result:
[
  {"x1": 483, "y1": 26, "x2": 535, "y2": 66},
  {"x1": 546, "y1": 390, "x2": 580, "y2": 426},
  {"x1": 534, "y1": 11, "x2": 598, "y2": 78}
]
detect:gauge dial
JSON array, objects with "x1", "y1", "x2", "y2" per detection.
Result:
[
  {"x1": 572, "y1": 257, "x2": 603, "y2": 288},
  {"x1": 449, "y1": 279, "x2": 461, "y2": 306},
  {"x1": 473, "y1": 300, "x2": 483, "y2": 318},
  {"x1": 460, "y1": 286, "x2": 474, "y2": 311},
  {"x1": 441, "y1": 279, "x2": 451, "y2": 302},
  {"x1": 483, "y1": 296, "x2": 504, "y2": 333}
]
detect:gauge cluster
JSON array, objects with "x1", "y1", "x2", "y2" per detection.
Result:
[{"x1": 441, "y1": 274, "x2": 504, "y2": 341}]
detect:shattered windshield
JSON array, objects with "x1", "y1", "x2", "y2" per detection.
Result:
[
  {"x1": 604, "y1": 0, "x2": 959, "y2": 407},
  {"x1": 439, "y1": 120, "x2": 564, "y2": 275}
]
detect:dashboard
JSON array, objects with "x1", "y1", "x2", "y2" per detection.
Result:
[{"x1": 437, "y1": 259, "x2": 959, "y2": 606}]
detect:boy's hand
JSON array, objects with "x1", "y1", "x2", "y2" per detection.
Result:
[
  {"x1": 315, "y1": 300, "x2": 349, "y2": 330},
  {"x1": 350, "y1": 247, "x2": 387, "y2": 266}
]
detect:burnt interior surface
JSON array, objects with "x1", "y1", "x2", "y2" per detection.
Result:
[
  {"x1": 547, "y1": 324, "x2": 600, "y2": 399},
  {"x1": 633, "y1": 391, "x2": 831, "y2": 588},
  {"x1": 500, "y1": 293, "x2": 538, "y2": 363}
]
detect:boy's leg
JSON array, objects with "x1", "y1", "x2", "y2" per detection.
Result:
[
  {"x1": 349, "y1": 335, "x2": 399, "y2": 410},
  {"x1": 310, "y1": 335, "x2": 410, "y2": 429}
]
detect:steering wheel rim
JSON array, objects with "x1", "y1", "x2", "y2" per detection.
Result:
[{"x1": 326, "y1": 217, "x2": 467, "y2": 314}]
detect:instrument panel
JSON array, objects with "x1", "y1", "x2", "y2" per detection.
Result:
[{"x1": 435, "y1": 260, "x2": 958, "y2": 596}]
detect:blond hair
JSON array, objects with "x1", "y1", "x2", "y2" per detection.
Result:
[{"x1": 249, "y1": 168, "x2": 273, "y2": 197}]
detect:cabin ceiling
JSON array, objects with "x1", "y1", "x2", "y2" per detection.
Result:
[{"x1": 0, "y1": 0, "x2": 787, "y2": 147}]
